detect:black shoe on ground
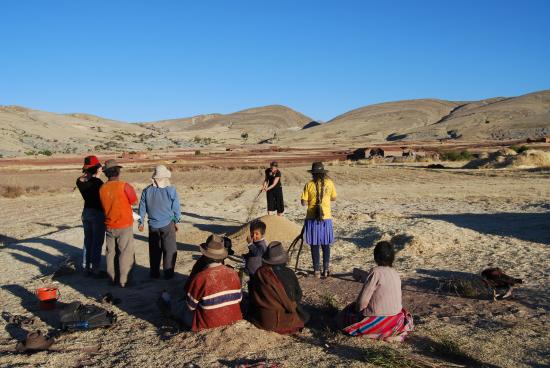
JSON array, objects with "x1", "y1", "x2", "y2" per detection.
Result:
[
  {"x1": 163, "y1": 269, "x2": 174, "y2": 280},
  {"x1": 92, "y1": 271, "x2": 109, "y2": 279}
]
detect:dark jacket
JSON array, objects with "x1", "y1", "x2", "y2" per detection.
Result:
[
  {"x1": 271, "y1": 265, "x2": 309, "y2": 323},
  {"x1": 76, "y1": 177, "x2": 103, "y2": 211},
  {"x1": 248, "y1": 265, "x2": 306, "y2": 334},
  {"x1": 244, "y1": 239, "x2": 268, "y2": 275}
]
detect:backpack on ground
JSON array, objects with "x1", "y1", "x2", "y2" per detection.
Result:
[{"x1": 58, "y1": 301, "x2": 117, "y2": 331}]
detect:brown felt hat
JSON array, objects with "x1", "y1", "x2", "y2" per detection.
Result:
[
  {"x1": 200, "y1": 234, "x2": 228, "y2": 260},
  {"x1": 103, "y1": 159, "x2": 122, "y2": 171},
  {"x1": 262, "y1": 241, "x2": 288, "y2": 265},
  {"x1": 15, "y1": 330, "x2": 55, "y2": 353}
]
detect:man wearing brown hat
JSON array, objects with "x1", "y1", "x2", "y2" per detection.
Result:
[
  {"x1": 185, "y1": 234, "x2": 242, "y2": 331},
  {"x1": 99, "y1": 159, "x2": 138, "y2": 287}
]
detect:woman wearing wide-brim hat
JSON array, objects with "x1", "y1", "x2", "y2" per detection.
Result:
[
  {"x1": 76, "y1": 155, "x2": 105, "y2": 276},
  {"x1": 300, "y1": 162, "x2": 337, "y2": 278}
]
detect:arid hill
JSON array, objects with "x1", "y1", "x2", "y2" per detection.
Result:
[
  {"x1": 0, "y1": 104, "x2": 314, "y2": 157},
  {"x1": 278, "y1": 90, "x2": 550, "y2": 146},
  {"x1": 143, "y1": 113, "x2": 223, "y2": 131},
  {"x1": 0, "y1": 106, "x2": 172, "y2": 157},
  {"x1": 1, "y1": 90, "x2": 549, "y2": 156},
  {"x1": 141, "y1": 105, "x2": 314, "y2": 145}
]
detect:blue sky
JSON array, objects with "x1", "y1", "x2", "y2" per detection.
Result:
[{"x1": 1, "y1": 0, "x2": 549, "y2": 122}]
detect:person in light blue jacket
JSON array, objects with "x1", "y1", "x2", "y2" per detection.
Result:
[{"x1": 138, "y1": 165, "x2": 181, "y2": 279}]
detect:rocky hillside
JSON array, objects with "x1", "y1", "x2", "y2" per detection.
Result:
[
  {"x1": 141, "y1": 105, "x2": 314, "y2": 145},
  {"x1": 0, "y1": 104, "x2": 314, "y2": 157},
  {"x1": 1, "y1": 90, "x2": 549, "y2": 156},
  {"x1": 0, "y1": 106, "x2": 172, "y2": 157}
]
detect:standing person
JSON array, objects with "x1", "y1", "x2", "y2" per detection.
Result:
[
  {"x1": 301, "y1": 162, "x2": 337, "y2": 278},
  {"x1": 262, "y1": 161, "x2": 284, "y2": 216},
  {"x1": 76, "y1": 156, "x2": 105, "y2": 276},
  {"x1": 99, "y1": 159, "x2": 138, "y2": 288},
  {"x1": 138, "y1": 165, "x2": 181, "y2": 280}
]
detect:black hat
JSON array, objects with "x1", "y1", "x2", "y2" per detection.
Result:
[
  {"x1": 262, "y1": 241, "x2": 289, "y2": 265},
  {"x1": 308, "y1": 162, "x2": 327, "y2": 174},
  {"x1": 270, "y1": 161, "x2": 278, "y2": 167}
]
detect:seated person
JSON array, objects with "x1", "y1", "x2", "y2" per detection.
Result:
[
  {"x1": 243, "y1": 220, "x2": 268, "y2": 276},
  {"x1": 185, "y1": 234, "x2": 243, "y2": 331},
  {"x1": 336, "y1": 241, "x2": 414, "y2": 341},
  {"x1": 183, "y1": 237, "x2": 233, "y2": 293},
  {"x1": 248, "y1": 241, "x2": 309, "y2": 334},
  {"x1": 183, "y1": 255, "x2": 208, "y2": 294}
]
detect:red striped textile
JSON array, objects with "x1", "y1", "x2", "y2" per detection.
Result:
[{"x1": 341, "y1": 304, "x2": 414, "y2": 341}]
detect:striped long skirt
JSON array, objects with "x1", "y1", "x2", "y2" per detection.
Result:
[{"x1": 339, "y1": 304, "x2": 414, "y2": 341}]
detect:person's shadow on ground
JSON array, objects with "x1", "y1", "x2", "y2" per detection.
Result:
[{"x1": 1, "y1": 229, "x2": 196, "y2": 338}]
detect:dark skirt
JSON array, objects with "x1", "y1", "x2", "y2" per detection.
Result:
[{"x1": 266, "y1": 187, "x2": 284, "y2": 213}]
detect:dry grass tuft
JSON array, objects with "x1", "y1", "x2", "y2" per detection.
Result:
[
  {"x1": 464, "y1": 149, "x2": 550, "y2": 169},
  {"x1": 415, "y1": 156, "x2": 435, "y2": 163},
  {"x1": 437, "y1": 278, "x2": 489, "y2": 299},
  {"x1": 1, "y1": 184, "x2": 45, "y2": 198},
  {"x1": 363, "y1": 346, "x2": 431, "y2": 368},
  {"x1": 1, "y1": 185, "x2": 24, "y2": 198},
  {"x1": 509, "y1": 149, "x2": 550, "y2": 168},
  {"x1": 356, "y1": 159, "x2": 374, "y2": 166},
  {"x1": 320, "y1": 292, "x2": 341, "y2": 312}
]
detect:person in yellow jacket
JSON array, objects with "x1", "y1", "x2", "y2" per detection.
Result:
[{"x1": 301, "y1": 162, "x2": 337, "y2": 278}]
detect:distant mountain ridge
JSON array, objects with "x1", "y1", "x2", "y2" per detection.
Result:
[
  {"x1": 277, "y1": 90, "x2": 550, "y2": 146},
  {"x1": 1, "y1": 90, "x2": 549, "y2": 157}
]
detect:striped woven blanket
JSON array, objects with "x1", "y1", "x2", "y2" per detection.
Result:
[{"x1": 341, "y1": 304, "x2": 414, "y2": 341}]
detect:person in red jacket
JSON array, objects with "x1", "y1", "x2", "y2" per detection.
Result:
[
  {"x1": 185, "y1": 234, "x2": 243, "y2": 331},
  {"x1": 99, "y1": 159, "x2": 138, "y2": 288}
]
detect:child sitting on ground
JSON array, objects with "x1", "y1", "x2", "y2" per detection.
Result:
[{"x1": 244, "y1": 220, "x2": 268, "y2": 276}]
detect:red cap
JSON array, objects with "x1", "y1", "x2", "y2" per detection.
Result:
[{"x1": 82, "y1": 155, "x2": 101, "y2": 170}]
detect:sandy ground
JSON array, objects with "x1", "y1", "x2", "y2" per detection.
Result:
[{"x1": 0, "y1": 163, "x2": 549, "y2": 367}]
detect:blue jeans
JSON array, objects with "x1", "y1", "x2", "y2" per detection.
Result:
[
  {"x1": 310, "y1": 243, "x2": 331, "y2": 272},
  {"x1": 82, "y1": 208, "x2": 105, "y2": 270}
]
